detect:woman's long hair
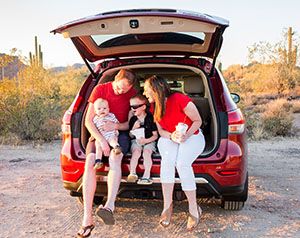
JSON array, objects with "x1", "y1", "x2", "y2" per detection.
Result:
[{"x1": 145, "y1": 75, "x2": 171, "y2": 122}]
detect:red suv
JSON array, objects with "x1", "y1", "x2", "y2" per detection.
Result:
[{"x1": 52, "y1": 9, "x2": 248, "y2": 210}]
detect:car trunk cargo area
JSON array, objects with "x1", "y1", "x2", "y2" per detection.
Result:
[{"x1": 79, "y1": 63, "x2": 219, "y2": 160}]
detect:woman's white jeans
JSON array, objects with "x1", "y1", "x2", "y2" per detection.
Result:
[{"x1": 157, "y1": 131, "x2": 205, "y2": 191}]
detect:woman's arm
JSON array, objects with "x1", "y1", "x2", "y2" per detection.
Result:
[
  {"x1": 85, "y1": 103, "x2": 104, "y2": 141},
  {"x1": 156, "y1": 122, "x2": 172, "y2": 139},
  {"x1": 183, "y1": 101, "x2": 202, "y2": 139}
]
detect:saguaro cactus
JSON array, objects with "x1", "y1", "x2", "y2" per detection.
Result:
[
  {"x1": 29, "y1": 36, "x2": 43, "y2": 67},
  {"x1": 286, "y1": 27, "x2": 297, "y2": 89},
  {"x1": 287, "y1": 27, "x2": 297, "y2": 66}
]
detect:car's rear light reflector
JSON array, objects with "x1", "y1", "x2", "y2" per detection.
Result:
[{"x1": 217, "y1": 170, "x2": 239, "y2": 176}]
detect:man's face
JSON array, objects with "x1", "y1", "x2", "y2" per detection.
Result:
[{"x1": 113, "y1": 78, "x2": 132, "y2": 95}]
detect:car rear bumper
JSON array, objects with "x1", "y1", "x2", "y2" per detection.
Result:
[{"x1": 64, "y1": 173, "x2": 246, "y2": 200}]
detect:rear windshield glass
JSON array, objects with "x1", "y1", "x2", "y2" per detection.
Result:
[{"x1": 91, "y1": 32, "x2": 205, "y2": 48}]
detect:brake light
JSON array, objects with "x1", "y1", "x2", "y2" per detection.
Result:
[
  {"x1": 61, "y1": 124, "x2": 71, "y2": 134},
  {"x1": 62, "y1": 110, "x2": 72, "y2": 140},
  {"x1": 228, "y1": 109, "x2": 245, "y2": 134},
  {"x1": 62, "y1": 109, "x2": 72, "y2": 125}
]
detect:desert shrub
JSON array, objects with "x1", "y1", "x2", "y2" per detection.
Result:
[
  {"x1": 244, "y1": 110, "x2": 268, "y2": 140},
  {"x1": 0, "y1": 65, "x2": 85, "y2": 142},
  {"x1": 0, "y1": 78, "x2": 61, "y2": 141},
  {"x1": 243, "y1": 98, "x2": 295, "y2": 139},
  {"x1": 290, "y1": 100, "x2": 300, "y2": 113},
  {"x1": 261, "y1": 99, "x2": 294, "y2": 137}
]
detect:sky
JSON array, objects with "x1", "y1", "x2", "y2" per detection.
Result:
[{"x1": 1, "y1": 0, "x2": 300, "y2": 69}]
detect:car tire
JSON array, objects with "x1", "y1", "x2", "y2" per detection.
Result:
[
  {"x1": 77, "y1": 196, "x2": 104, "y2": 206},
  {"x1": 174, "y1": 191, "x2": 186, "y2": 201},
  {"x1": 221, "y1": 200, "x2": 245, "y2": 210},
  {"x1": 221, "y1": 173, "x2": 248, "y2": 210}
]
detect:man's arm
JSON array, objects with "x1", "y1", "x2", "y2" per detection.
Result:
[
  {"x1": 106, "y1": 109, "x2": 134, "y2": 131},
  {"x1": 85, "y1": 102, "x2": 110, "y2": 156}
]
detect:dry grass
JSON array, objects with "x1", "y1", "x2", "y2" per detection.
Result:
[
  {"x1": 0, "y1": 65, "x2": 86, "y2": 141},
  {"x1": 261, "y1": 99, "x2": 294, "y2": 137},
  {"x1": 290, "y1": 100, "x2": 300, "y2": 113}
]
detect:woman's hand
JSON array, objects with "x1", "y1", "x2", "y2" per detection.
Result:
[{"x1": 171, "y1": 131, "x2": 186, "y2": 143}]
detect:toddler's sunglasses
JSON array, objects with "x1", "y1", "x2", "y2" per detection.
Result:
[{"x1": 130, "y1": 104, "x2": 145, "y2": 109}]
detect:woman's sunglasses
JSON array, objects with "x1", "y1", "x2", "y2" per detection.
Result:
[{"x1": 130, "y1": 104, "x2": 145, "y2": 109}]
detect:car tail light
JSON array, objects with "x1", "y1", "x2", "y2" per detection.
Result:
[
  {"x1": 228, "y1": 109, "x2": 245, "y2": 134},
  {"x1": 61, "y1": 124, "x2": 71, "y2": 134},
  {"x1": 62, "y1": 110, "x2": 72, "y2": 140}
]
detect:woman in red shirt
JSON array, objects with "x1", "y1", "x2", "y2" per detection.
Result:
[{"x1": 143, "y1": 75, "x2": 205, "y2": 231}]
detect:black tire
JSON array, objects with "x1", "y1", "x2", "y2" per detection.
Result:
[
  {"x1": 174, "y1": 191, "x2": 186, "y2": 201},
  {"x1": 77, "y1": 196, "x2": 104, "y2": 206},
  {"x1": 221, "y1": 200, "x2": 245, "y2": 210},
  {"x1": 221, "y1": 173, "x2": 248, "y2": 210}
]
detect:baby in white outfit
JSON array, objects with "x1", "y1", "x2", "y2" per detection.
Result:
[{"x1": 92, "y1": 98, "x2": 121, "y2": 169}]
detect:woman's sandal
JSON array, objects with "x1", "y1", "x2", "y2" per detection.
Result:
[
  {"x1": 77, "y1": 224, "x2": 95, "y2": 238},
  {"x1": 96, "y1": 205, "x2": 115, "y2": 225},
  {"x1": 159, "y1": 202, "x2": 173, "y2": 227},
  {"x1": 187, "y1": 205, "x2": 202, "y2": 231}
]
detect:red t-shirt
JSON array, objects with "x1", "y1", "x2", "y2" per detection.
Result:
[
  {"x1": 158, "y1": 92, "x2": 194, "y2": 133},
  {"x1": 88, "y1": 82, "x2": 136, "y2": 123}
]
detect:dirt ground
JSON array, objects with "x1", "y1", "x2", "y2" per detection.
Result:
[{"x1": 0, "y1": 136, "x2": 300, "y2": 237}]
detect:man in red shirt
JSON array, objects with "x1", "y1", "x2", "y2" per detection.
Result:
[{"x1": 77, "y1": 69, "x2": 137, "y2": 238}]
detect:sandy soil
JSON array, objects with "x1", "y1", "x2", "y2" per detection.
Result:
[{"x1": 0, "y1": 137, "x2": 300, "y2": 238}]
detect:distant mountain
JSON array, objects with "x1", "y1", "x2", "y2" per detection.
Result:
[
  {"x1": 0, "y1": 53, "x2": 26, "y2": 80},
  {"x1": 0, "y1": 56, "x2": 92, "y2": 78},
  {"x1": 49, "y1": 63, "x2": 92, "y2": 73}
]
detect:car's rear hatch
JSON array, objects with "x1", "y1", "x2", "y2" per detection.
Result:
[{"x1": 52, "y1": 9, "x2": 229, "y2": 76}]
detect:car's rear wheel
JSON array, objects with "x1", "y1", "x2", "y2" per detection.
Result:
[
  {"x1": 221, "y1": 173, "x2": 248, "y2": 210},
  {"x1": 77, "y1": 196, "x2": 104, "y2": 206},
  {"x1": 221, "y1": 200, "x2": 245, "y2": 210}
]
